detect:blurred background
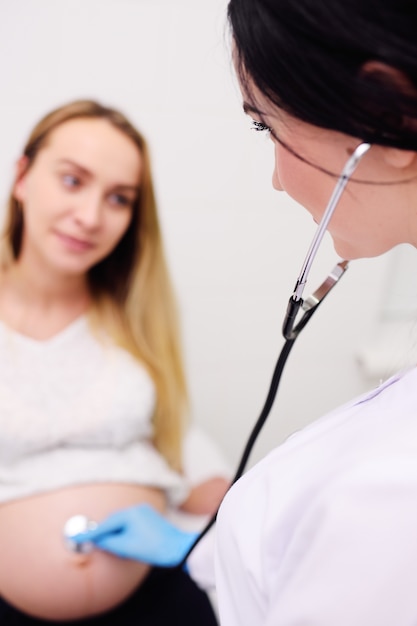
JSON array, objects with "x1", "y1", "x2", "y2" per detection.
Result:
[{"x1": 1, "y1": 0, "x2": 417, "y2": 469}]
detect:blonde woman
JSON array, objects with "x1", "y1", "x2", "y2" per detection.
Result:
[{"x1": 0, "y1": 100, "x2": 225, "y2": 625}]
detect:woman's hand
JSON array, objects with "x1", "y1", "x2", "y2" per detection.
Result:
[
  {"x1": 72, "y1": 504, "x2": 198, "y2": 567},
  {"x1": 180, "y1": 477, "x2": 230, "y2": 515}
]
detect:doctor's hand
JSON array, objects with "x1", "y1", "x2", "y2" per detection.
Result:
[{"x1": 71, "y1": 504, "x2": 198, "y2": 567}]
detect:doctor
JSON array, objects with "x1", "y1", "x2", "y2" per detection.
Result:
[{"x1": 76, "y1": 0, "x2": 417, "y2": 624}]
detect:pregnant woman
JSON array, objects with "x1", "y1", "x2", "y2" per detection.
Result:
[{"x1": 0, "y1": 99, "x2": 225, "y2": 625}]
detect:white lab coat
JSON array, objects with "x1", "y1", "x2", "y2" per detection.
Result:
[{"x1": 209, "y1": 367, "x2": 417, "y2": 625}]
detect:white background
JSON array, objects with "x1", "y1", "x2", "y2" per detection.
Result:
[{"x1": 1, "y1": 0, "x2": 415, "y2": 470}]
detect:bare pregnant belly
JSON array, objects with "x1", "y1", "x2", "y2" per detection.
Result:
[{"x1": 0, "y1": 483, "x2": 165, "y2": 620}]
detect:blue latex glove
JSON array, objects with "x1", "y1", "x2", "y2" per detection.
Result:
[{"x1": 71, "y1": 503, "x2": 198, "y2": 567}]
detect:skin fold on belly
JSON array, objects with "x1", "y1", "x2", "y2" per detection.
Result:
[{"x1": 0, "y1": 483, "x2": 165, "y2": 620}]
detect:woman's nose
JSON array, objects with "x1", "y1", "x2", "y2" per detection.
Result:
[{"x1": 74, "y1": 193, "x2": 102, "y2": 229}]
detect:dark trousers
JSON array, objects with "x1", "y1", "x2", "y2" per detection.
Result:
[{"x1": 0, "y1": 567, "x2": 218, "y2": 625}]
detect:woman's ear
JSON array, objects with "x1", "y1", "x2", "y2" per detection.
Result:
[{"x1": 13, "y1": 155, "x2": 29, "y2": 202}]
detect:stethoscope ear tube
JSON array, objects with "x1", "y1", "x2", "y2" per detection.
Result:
[
  {"x1": 290, "y1": 143, "x2": 370, "y2": 306},
  {"x1": 179, "y1": 260, "x2": 349, "y2": 566}
]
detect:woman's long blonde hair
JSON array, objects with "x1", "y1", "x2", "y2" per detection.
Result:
[{"x1": 3, "y1": 100, "x2": 188, "y2": 472}]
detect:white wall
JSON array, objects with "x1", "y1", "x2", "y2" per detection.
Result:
[{"x1": 0, "y1": 0, "x2": 410, "y2": 470}]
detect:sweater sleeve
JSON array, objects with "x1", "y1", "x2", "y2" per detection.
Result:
[{"x1": 181, "y1": 425, "x2": 232, "y2": 486}]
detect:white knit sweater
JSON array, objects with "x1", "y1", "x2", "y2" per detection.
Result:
[{"x1": 0, "y1": 316, "x2": 188, "y2": 505}]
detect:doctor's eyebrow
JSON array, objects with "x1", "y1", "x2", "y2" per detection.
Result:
[{"x1": 243, "y1": 102, "x2": 265, "y2": 116}]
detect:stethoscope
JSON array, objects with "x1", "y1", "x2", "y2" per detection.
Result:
[
  {"x1": 178, "y1": 140, "x2": 372, "y2": 564},
  {"x1": 63, "y1": 141, "x2": 372, "y2": 562}
]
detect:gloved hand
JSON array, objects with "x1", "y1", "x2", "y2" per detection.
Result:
[{"x1": 71, "y1": 503, "x2": 198, "y2": 567}]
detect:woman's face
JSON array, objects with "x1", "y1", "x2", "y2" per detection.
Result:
[
  {"x1": 241, "y1": 80, "x2": 417, "y2": 260},
  {"x1": 14, "y1": 118, "x2": 141, "y2": 276}
]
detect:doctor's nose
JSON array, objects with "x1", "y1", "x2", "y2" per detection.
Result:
[{"x1": 272, "y1": 167, "x2": 284, "y2": 191}]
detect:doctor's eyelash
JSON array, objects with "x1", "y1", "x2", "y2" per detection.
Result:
[{"x1": 251, "y1": 120, "x2": 272, "y2": 135}]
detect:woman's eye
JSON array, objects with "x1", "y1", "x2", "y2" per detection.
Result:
[
  {"x1": 109, "y1": 193, "x2": 134, "y2": 208},
  {"x1": 62, "y1": 174, "x2": 80, "y2": 188},
  {"x1": 251, "y1": 120, "x2": 272, "y2": 135}
]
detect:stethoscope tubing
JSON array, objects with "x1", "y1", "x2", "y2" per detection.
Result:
[
  {"x1": 180, "y1": 259, "x2": 348, "y2": 565},
  {"x1": 179, "y1": 142, "x2": 372, "y2": 566}
]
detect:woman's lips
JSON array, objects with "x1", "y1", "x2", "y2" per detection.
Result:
[{"x1": 54, "y1": 231, "x2": 95, "y2": 252}]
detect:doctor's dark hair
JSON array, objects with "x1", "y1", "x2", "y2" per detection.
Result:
[{"x1": 228, "y1": 0, "x2": 417, "y2": 150}]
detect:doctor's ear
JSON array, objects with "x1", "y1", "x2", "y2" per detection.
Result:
[
  {"x1": 381, "y1": 146, "x2": 416, "y2": 169},
  {"x1": 13, "y1": 155, "x2": 30, "y2": 203},
  {"x1": 361, "y1": 61, "x2": 417, "y2": 169}
]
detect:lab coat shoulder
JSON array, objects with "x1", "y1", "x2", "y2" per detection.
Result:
[
  {"x1": 217, "y1": 452, "x2": 417, "y2": 626},
  {"x1": 215, "y1": 367, "x2": 417, "y2": 625},
  {"x1": 265, "y1": 454, "x2": 417, "y2": 626}
]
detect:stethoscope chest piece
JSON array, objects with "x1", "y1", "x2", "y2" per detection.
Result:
[{"x1": 63, "y1": 514, "x2": 98, "y2": 554}]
